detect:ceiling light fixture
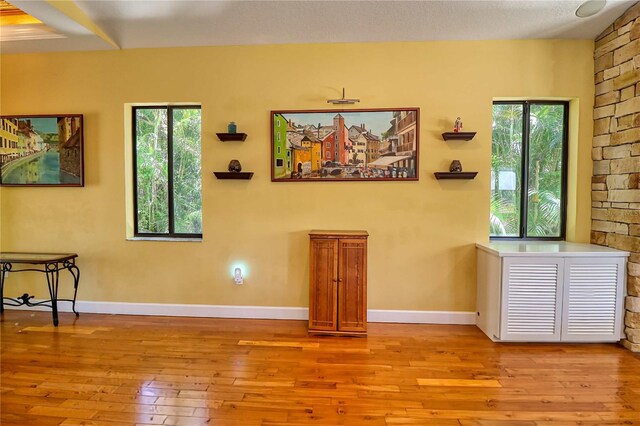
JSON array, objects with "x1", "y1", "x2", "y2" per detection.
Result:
[
  {"x1": 575, "y1": 0, "x2": 607, "y2": 18},
  {"x1": 327, "y1": 88, "x2": 360, "y2": 105}
]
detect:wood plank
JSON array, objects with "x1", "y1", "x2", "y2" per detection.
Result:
[
  {"x1": 27, "y1": 405, "x2": 98, "y2": 419},
  {"x1": 238, "y1": 340, "x2": 320, "y2": 348},
  {"x1": 22, "y1": 326, "x2": 112, "y2": 334},
  {"x1": 417, "y1": 379, "x2": 502, "y2": 388}
]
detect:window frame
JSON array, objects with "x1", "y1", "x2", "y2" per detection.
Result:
[
  {"x1": 132, "y1": 105, "x2": 202, "y2": 239},
  {"x1": 491, "y1": 100, "x2": 569, "y2": 241}
]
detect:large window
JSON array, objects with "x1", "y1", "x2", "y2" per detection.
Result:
[
  {"x1": 133, "y1": 106, "x2": 202, "y2": 238},
  {"x1": 491, "y1": 101, "x2": 568, "y2": 239}
]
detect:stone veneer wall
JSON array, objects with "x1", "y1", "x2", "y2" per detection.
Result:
[{"x1": 593, "y1": 2, "x2": 640, "y2": 352}]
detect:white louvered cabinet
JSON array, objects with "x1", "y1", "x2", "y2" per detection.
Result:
[{"x1": 476, "y1": 242, "x2": 628, "y2": 343}]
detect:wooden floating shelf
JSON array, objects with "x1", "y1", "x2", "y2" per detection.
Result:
[
  {"x1": 434, "y1": 172, "x2": 478, "y2": 180},
  {"x1": 216, "y1": 133, "x2": 247, "y2": 142},
  {"x1": 442, "y1": 132, "x2": 476, "y2": 141},
  {"x1": 213, "y1": 172, "x2": 254, "y2": 180}
]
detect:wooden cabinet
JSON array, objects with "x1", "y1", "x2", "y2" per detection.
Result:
[{"x1": 308, "y1": 230, "x2": 368, "y2": 336}]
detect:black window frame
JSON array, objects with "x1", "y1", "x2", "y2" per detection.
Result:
[
  {"x1": 491, "y1": 100, "x2": 569, "y2": 241},
  {"x1": 132, "y1": 105, "x2": 202, "y2": 239}
]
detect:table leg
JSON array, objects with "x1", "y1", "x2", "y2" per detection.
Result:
[
  {"x1": 67, "y1": 262, "x2": 80, "y2": 317},
  {"x1": 0, "y1": 266, "x2": 4, "y2": 315},
  {"x1": 45, "y1": 263, "x2": 60, "y2": 327},
  {"x1": 0, "y1": 263, "x2": 10, "y2": 315}
]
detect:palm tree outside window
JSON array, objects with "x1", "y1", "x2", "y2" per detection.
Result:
[{"x1": 490, "y1": 101, "x2": 568, "y2": 239}]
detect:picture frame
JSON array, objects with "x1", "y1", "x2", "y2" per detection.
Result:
[
  {"x1": 0, "y1": 114, "x2": 84, "y2": 187},
  {"x1": 271, "y1": 108, "x2": 419, "y2": 181}
]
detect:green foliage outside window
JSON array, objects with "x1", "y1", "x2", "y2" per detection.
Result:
[
  {"x1": 135, "y1": 106, "x2": 202, "y2": 236},
  {"x1": 172, "y1": 108, "x2": 203, "y2": 234},
  {"x1": 491, "y1": 102, "x2": 566, "y2": 238}
]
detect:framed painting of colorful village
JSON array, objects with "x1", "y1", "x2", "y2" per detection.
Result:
[
  {"x1": 0, "y1": 114, "x2": 84, "y2": 186},
  {"x1": 271, "y1": 108, "x2": 419, "y2": 181}
]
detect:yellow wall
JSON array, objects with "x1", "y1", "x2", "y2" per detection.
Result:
[{"x1": 0, "y1": 40, "x2": 594, "y2": 312}]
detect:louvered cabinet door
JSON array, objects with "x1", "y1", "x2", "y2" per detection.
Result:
[
  {"x1": 500, "y1": 258, "x2": 563, "y2": 341},
  {"x1": 561, "y1": 257, "x2": 625, "y2": 342}
]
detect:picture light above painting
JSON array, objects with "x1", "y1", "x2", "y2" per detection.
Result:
[
  {"x1": 271, "y1": 108, "x2": 419, "y2": 182},
  {"x1": 0, "y1": 114, "x2": 84, "y2": 187}
]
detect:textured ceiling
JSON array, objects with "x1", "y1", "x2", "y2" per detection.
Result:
[{"x1": 2, "y1": 0, "x2": 636, "y2": 54}]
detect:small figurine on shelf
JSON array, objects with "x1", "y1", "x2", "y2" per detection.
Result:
[
  {"x1": 449, "y1": 160, "x2": 463, "y2": 172},
  {"x1": 453, "y1": 117, "x2": 462, "y2": 133},
  {"x1": 227, "y1": 122, "x2": 237, "y2": 134},
  {"x1": 228, "y1": 159, "x2": 242, "y2": 172}
]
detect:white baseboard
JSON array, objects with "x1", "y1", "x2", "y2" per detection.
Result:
[
  {"x1": 368, "y1": 309, "x2": 476, "y2": 324},
  {"x1": 4, "y1": 300, "x2": 476, "y2": 325}
]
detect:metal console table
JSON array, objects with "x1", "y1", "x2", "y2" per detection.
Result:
[{"x1": 0, "y1": 252, "x2": 80, "y2": 326}]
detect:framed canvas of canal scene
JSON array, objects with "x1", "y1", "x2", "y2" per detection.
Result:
[
  {"x1": 0, "y1": 114, "x2": 84, "y2": 186},
  {"x1": 271, "y1": 108, "x2": 419, "y2": 181}
]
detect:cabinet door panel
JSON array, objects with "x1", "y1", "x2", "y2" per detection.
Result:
[
  {"x1": 561, "y1": 257, "x2": 624, "y2": 342},
  {"x1": 500, "y1": 257, "x2": 562, "y2": 342},
  {"x1": 337, "y1": 239, "x2": 367, "y2": 332},
  {"x1": 309, "y1": 239, "x2": 338, "y2": 331}
]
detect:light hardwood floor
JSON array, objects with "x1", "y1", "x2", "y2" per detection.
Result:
[{"x1": 1, "y1": 310, "x2": 640, "y2": 425}]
